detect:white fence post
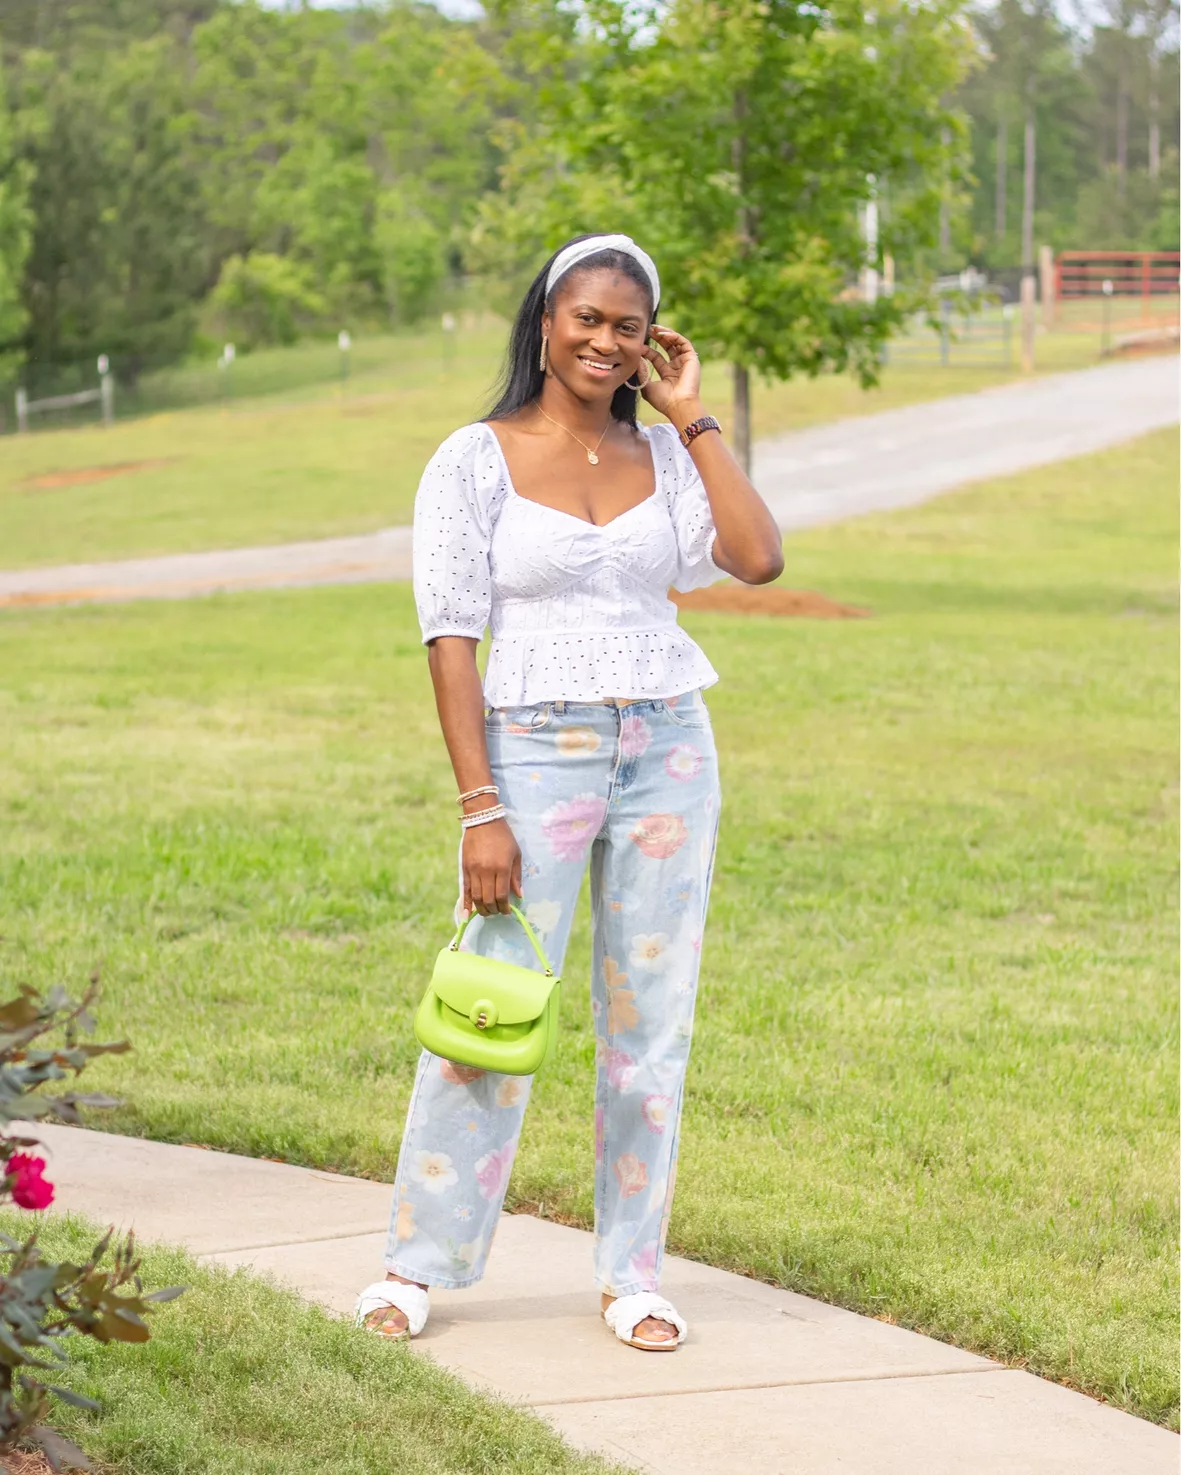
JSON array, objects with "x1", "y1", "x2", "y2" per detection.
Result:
[
  {"x1": 15, "y1": 388, "x2": 28, "y2": 434},
  {"x1": 100, "y1": 371, "x2": 114, "y2": 427}
]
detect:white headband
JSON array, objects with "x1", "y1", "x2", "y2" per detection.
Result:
[{"x1": 545, "y1": 234, "x2": 660, "y2": 308}]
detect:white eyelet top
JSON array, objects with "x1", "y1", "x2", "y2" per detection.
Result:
[{"x1": 412, "y1": 420, "x2": 729, "y2": 706}]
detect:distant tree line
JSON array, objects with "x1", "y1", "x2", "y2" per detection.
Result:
[{"x1": 0, "y1": 0, "x2": 1175, "y2": 389}]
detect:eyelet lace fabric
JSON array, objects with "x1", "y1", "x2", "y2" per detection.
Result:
[{"x1": 412, "y1": 421, "x2": 728, "y2": 706}]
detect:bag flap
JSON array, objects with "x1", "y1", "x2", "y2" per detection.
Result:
[{"x1": 430, "y1": 946, "x2": 558, "y2": 1026}]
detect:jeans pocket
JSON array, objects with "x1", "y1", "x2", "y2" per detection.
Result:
[
  {"x1": 485, "y1": 703, "x2": 554, "y2": 733},
  {"x1": 662, "y1": 690, "x2": 711, "y2": 730}
]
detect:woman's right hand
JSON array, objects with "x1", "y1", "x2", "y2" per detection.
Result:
[{"x1": 462, "y1": 819, "x2": 523, "y2": 916}]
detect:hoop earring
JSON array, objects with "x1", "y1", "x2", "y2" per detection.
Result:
[
  {"x1": 539, "y1": 337, "x2": 548, "y2": 373},
  {"x1": 626, "y1": 358, "x2": 652, "y2": 391}
]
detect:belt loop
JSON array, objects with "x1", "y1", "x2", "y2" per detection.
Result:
[{"x1": 555, "y1": 699, "x2": 565, "y2": 714}]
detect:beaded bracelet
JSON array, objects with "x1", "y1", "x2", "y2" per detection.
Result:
[
  {"x1": 459, "y1": 803, "x2": 507, "y2": 830},
  {"x1": 457, "y1": 784, "x2": 499, "y2": 806},
  {"x1": 679, "y1": 414, "x2": 721, "y2": 448}
]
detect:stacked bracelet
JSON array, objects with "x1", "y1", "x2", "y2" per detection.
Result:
[
  {"x1": 679, "y1": 414, "x2": 722, "y2": 448},
  {"x1": 457, "y1": 784, "x2": 499, "y2": 806},
  {"x1": 460, "y1": 803, "x2": 506, "y2": 830}
]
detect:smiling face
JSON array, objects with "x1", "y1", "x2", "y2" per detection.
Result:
[{"x1": 541, "y1": 268, "x2": 653, "y2": 403}]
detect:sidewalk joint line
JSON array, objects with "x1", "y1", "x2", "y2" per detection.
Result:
[
  {"x1": 198, "y1": 1227, "x2": 388, "y2": 1256},
  {"x1": 527, "y1": 1362, "x2": 1010, "y2": 1407}
]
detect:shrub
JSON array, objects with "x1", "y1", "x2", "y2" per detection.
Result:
[{"x1": 0, "y1": 980, "x2": 182, "y2": 1473}]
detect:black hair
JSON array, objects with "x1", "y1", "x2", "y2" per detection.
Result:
[{"x1": 485, "y1": 234, "x2": 658, "y2": 427}]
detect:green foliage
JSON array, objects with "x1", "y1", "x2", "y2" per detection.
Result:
[
  {"x1": 0, "y1": 65, "x2": 33, "y2": 374},
  {"x1": 0, "y1": 982, "x2": 182, "y2": 1471},
  {"x1": 209, "y1": 253, "x2": 327, "y2": 351},
  {"x1": 960, "y1": 0, "x2": 1181, "y2": 262},
  {"x1": 12, "y1": 34, "x2": 208, "y2": 372}
]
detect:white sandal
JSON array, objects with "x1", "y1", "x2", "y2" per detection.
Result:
[
  {"x1": 354, "y1": 1280, "x2": 430, "y2": 1341},
  {"x1": 602, "y1": 1291, "x2": 687, "y2": 1351}
]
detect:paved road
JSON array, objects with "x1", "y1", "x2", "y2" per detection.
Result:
[
  {"x1": 1, "y1": 355, "x2": 1175, "y2": 609},
  {"x1": 38, "y1": 1122, "x2": 1176, "y2": 1475}
]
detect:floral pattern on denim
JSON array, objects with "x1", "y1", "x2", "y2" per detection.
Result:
[{"x1": 384, "y1": 691, "x2": 722, "y2": 1295}]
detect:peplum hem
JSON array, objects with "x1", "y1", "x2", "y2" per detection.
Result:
[{"x1": 483, "y1": 628, "x2": 719, "y2": 707}]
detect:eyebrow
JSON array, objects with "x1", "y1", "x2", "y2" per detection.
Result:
[{"x1": 569, "y1": 302, "x2": 645, "y2": 322}]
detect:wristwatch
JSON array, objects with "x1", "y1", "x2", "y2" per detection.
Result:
[{"x1": 679, "y1": 415, "x2": 722, "y2": 448}]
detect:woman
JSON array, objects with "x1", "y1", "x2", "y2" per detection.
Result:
[{"x1": 355, "y1": 233, "x2": 783, "y2": 1351}]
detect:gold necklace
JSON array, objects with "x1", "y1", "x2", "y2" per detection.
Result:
[{"x1": 535, "y1": 404, "x2": 611, "y2": 465}]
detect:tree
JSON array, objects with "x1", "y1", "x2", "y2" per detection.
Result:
[
  {"x1": 12, "y1": 35, "x2": 208, "y2": 374},
  {"x1": 480, "y1": 0, "x2": 971, "y2": 468},
  {"x1": 0, "y1": 62, "x2": 33, "y2": 375}
]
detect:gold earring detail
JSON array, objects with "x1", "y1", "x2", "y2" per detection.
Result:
[
  {"x1": 627, "y1": 358, "x2": 652, "y2": 390},
  {"x1": 539, "y1": 337, "x2": 548, "y2": 373}
]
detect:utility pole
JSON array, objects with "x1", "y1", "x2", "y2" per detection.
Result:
[{"x1": 1020, "y1": 98, "x2": 1037, "y2": 373}]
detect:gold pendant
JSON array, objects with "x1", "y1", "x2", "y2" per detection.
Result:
[{"x1": 587, "y1": 452, "x2": 599, "y2": 465}]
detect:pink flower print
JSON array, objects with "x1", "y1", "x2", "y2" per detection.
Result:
[
  {"x1": 641, "y1": 1094, "x2": 673, "y2": 1134},
  {"x1": 541, "y1": 792, "x2": 607, "y2": 862},
  {"x1": 613, "y1": 1152, "x2": 649, "y2": 1199},
  {"x1": 440, "y1": 1059, "x2": 486, "y2": 1086},
  {"x1": 598, "y1": 1042, "x2": 638, "y2": 1091},
  {"x1": 619, "y1": 714, "x2": 653, "y2": 757},
  {"x1": 595, "y1": 1105, "x2": 604, "y2": 1165},
  {"x1": 474, "y1": 1141, "x2": 517, "y2": 1202},
  {"x1": 664, "y1": 743, "x2": 702, "y2": 782},
  {"x1": 628, "y1": 1242, "x2": 659, "y2": 1285},
  {"x1": 629, "y1": 813, "x2": 689, "y2": 860}
]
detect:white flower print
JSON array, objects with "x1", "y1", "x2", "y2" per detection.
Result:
[
  {"x1": 409, "y1": 1150, "x2": 459, "y2": 1195},
  {"x1": 629, "y1": 932, "x2": 674, "y2": 972},
  {"x1": 664, "y1": 743, "x2": 703, "y2": 781},
  {"x1": 526, "y1": 898, "x2": 562, "y2": 936}
]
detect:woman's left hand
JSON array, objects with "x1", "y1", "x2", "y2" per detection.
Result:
[{"x1": 638, "y1": 325, "x2": 702, "y2": 421}]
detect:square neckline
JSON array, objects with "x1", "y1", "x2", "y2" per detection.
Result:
[{"x1": 481, "y1": 420, "x2": 662, "y2": 531}]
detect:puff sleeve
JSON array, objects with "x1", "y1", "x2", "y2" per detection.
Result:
[
  {"x1": 657, "y1": 424, "x2": 728, "y2": 594},
  {"x1": 412, "y1": 425, "x2": 500, "y2": 644}
]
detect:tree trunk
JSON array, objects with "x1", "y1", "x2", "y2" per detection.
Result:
[
  {"x1": 1021, "y1": 109, "x2": 1036, "y2": 274},
  {"x1": 732, "y1": 364, "x2": 751, "y2": 475},
  {"x1": 1116, "y1": 80, "x2": 1128, "y2": 198},
  {"x1": 1148, "y1": 46, "x2": 1160, "y2": 179},
  {"x1": 938, "y1": 126, "x2": 951, "y2": 259},
  {"x1": 995, "y1": 112, "x2": 1007, "y2": 244}
]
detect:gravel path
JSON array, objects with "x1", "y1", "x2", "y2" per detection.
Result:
[{"x1": 1, "y1": 355, "x2": 1175, "y2": 608}]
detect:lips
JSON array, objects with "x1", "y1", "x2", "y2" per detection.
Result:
[{"x1": 578, "y1": 356, "x2": 619, "y2": 376}]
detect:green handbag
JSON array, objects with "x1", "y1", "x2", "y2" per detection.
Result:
[{"x1": 413, "y1": 904, "x2": 561, "y2": 1076}]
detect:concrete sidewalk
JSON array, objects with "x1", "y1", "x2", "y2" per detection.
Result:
[
  {"x1": 34, "y1": 1122, "x2": 1175, "y2": 1475},
  {"x1": 1, "y1": 355, "x2": 1175, "y2": 609}
]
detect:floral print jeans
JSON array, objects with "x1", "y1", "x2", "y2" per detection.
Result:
[{"x1": 384, "y1": 689, "x2": 722, "y2": 1296}]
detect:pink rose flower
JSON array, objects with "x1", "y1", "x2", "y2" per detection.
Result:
[
  {"x1": 597, "y1": 1043, "x2": 637, "y2": 1091},
  {"x1": 541, "y1": 793, "x2": 608, "y2": 863},
  {"x1": 619, "y1": 715, "x2": 653, "y2": 758},
  {"x1": 474, "y1": 1141, "x2": 516, "y2": 1202},
  {"x1": 613, "y1": 1152, "x2": 649, "y2": 1199},
  {"x1": 440, "y1": 1059, "x2": 486, "y2": 1086},
  {"x1": 7, "y1": 1153, "x2": 54, "y2": 1211},
  {"x1": 629, "y1": 812, "x2": 689, "y2": 860}
]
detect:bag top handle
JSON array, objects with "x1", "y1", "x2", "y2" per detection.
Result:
[{"x1": 448, "y1": 903, "x2": 555, "y2": 977}]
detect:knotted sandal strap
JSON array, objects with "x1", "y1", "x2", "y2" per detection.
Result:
[
  {"x1": 354, "y1": 1280, "x2": 430, "y2": 1338},
  {"x1": 603, "y1": 1291, "x2": 687, "y2": 1344}
]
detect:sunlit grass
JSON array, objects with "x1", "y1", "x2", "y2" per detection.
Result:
[{"x1": 0, "y1": 430, "x2": 1176, "y2": 1426}]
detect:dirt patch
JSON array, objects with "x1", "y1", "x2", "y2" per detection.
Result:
[
  {"x1": 20, "y1": 459, "x2": 175, "y2": 490},
  {"x1": 672, "y1": 584, "x2": 870, "y2": 619},
  {"x1": 4, "y1": 1449, "x2": 59, "y2": 1475}
]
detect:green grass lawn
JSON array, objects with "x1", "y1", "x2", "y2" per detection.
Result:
[
  {"x1": 7, "y1": 1213, "x2": 621, "y2": 1475},
  {"x1": 0, "y1": 316, "x2": 1126, "y2": 570},
  {"x1": 0, "y1": 430, "x2": 1176, "y2": 1428}
]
